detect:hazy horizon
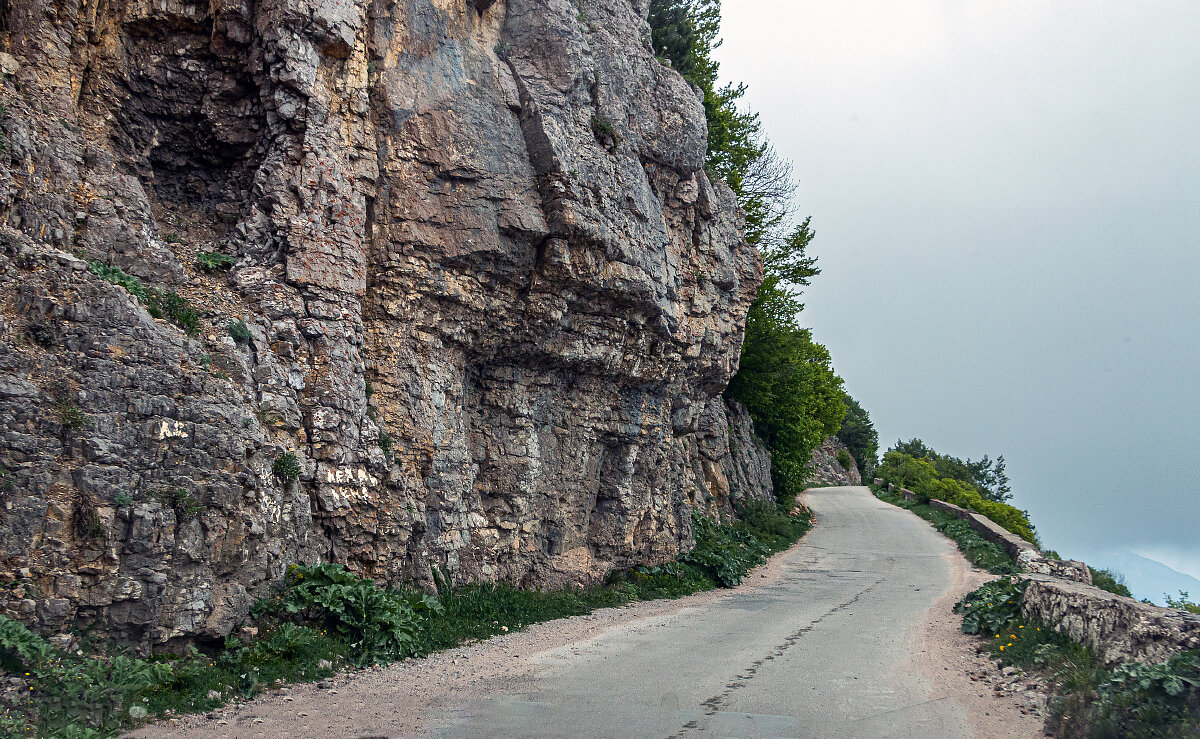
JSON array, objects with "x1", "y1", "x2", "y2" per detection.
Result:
[{"x1": 716, "y1": 1, "x2": 1200, "y2": 601}]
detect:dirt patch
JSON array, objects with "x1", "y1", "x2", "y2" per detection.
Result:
[{"x1": 906, "y1": 549, "x2": 1047, "y2": 738}]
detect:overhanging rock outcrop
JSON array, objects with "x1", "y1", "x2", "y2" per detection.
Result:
[{"x1": 0, "y1": 0, "x2": 767, "y2": 649}]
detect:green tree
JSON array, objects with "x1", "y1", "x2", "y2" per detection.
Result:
[
  {"x1": 837, "y1": 394, "x2": 879, "y2": 477},
  {"x1": 649, "y1": 2, "x2": 849, "y2": 504}
]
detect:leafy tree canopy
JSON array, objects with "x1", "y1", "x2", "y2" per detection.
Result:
[
  {"x1": 889, "y1": 439, "x2": 1012, "y2": 503},
  {"x1": 837, "y1": 394, "x2": 879, "y2": 477}
]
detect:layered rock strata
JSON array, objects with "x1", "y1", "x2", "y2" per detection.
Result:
[{"x1": 0, "y1": 0, "x2": 766, "y2": 649}]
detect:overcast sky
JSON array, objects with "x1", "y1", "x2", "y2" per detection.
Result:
[{"x1": 715, "y1": 1, "x2": 1200, "y2": 595}]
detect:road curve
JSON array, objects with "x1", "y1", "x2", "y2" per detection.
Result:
[
  {"x1": 138, "y1": 486, "x2": 1039, "y2": 738},
  {"x1": 426, "y1": 486, "x2": 990, "y2": 737}
]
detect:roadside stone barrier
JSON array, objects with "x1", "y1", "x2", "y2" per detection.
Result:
[
  {"x1": 1022, "y1": 574, "x2": 1200, "y2": 665},
  {"x1": 912, "y1": 493, "x2": 1199, "y2": 665}
]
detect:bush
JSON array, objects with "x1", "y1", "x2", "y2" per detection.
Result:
[
  {"x1": 273, "y1": 452, "x2": 302, "y2": 483},
  {"x1": 88, "y1": 260, "x2": 201, "y2": 336},
  {"x1": 1088, "y1": 567, "x2": 1133, "y2": 598},
  {"x1": 1166, "y1": 592, "x2": 1200, "y2": 615},
  {"x1": 954, "y1": 577, "x2": 1027, "y2": 635},
  {"x1": 195, "y1": 251, "x2": 235, "y2": 271},
  {"x1": 876, "y1": 451, "x2": 1036, "y2": 543},
  {"x1": 835, "y1": 448, "x2": 853, "y2": 470},
  {"x1": 836, "y1": 394, "x2": 878, "y2": 476},
  {"x1": 0, "y1": 615, "x2": 172, "y2": 736},
  {"x1": 228, "y1": 319, "x2": 253, "y2": 344},
  {"x1": 263, "y1": 563, "x2": 440, "y2": 666}
]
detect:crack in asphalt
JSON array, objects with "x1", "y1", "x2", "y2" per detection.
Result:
[{"x1": 668, "y1": 576, "x2": 887, "y2": 738}]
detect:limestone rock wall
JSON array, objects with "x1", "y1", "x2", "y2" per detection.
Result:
[
  {"x1": 0, "y1": 0, "x2": 767, "y2": 649},
  {"x1": 806, "y1": 436, "x2": 860, "y2": 487}
]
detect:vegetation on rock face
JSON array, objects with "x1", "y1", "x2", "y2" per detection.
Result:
[
  {"x1": 88, "y1": 260, "x2": 201, "y2": 336},
  {"x1": 1088, "y1": 567, "x2": 1133, "y2": 598},
  {"x1": 1166, "y1": 592, "x2": 1200, "y2": 615},
  {"x1": 649, "y1": 0, "x2": 851, "y2": 505}
]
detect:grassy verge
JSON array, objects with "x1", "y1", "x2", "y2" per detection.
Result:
[
  {"x1": 0, "y1": 501, "x2": 810, "y2": 737},
  {"x1": 872, "y1": 486, "x2": 1016, "y2": 574},
  {"x1": 955, "y1": 578, "x2": 1200, "y2": 736}
]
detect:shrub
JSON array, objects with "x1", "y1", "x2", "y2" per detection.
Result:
[
  {"x1": 154, "y1": 488, "x2": 202, "y2": 519},
  {"x1": 378, "y1": 429, "x2": 393, "y2": 456},
  {"x1": 590, "y1": 115, "x2": 621, "y2": 144},
  {"x1": 89, "y1": 260, "x2": 201, "y2": 335},
  {"x1": 0, "y1": 615, "x2": 172, "y2": 736},
  {"x1": 1088, "y1": 567, "x2": 1133, "y2": 598},
  {"x1": 195, "y1": 251, "x2": 235, "y2": 271},
  {"x1": 265, "y1": 563, "x2": 440, "y2": 666},
  {"x1": 835, "y1": 448, "x2": 853, "y2": 470},
  {"x1": 273, "y1": 452, "x2": 302, "y2": 483},
  {"x1": 681, "y1": 513, "x2": 770, "y2": 587},
  {"x1": 56, "y1": 399, "x2": 89, "y2": 432},
  {"x1": 954, "y1": 577, "x2": 1027, "y2": 635},
  {"x1": 114, "y1": 492, "x2": 133, "y2": 508},
  {"x1": 228, "y1": 319, "x2": 253, "y2": 344},
  {"x1": 1166, "y1": 592, "x2": 1200, "y2": 615}
]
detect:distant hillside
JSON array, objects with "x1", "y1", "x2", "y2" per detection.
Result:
[{"x1": 1073, "y1": 549, "x2": 1200, "y2": 605}]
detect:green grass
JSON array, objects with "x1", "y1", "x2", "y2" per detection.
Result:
[
  {"x1": 87, "y1": 261, "x2": 201, "y2": 336},
  {"x1": 1, "y1": 501, "x2": 811, "y2": 736},
  {"x1": 873, "y1": 487, "x2": 1016, "y2": 574}
]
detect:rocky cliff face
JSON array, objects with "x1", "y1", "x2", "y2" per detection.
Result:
[
  {"x1": 0, "y1": 0, "x2": 766, "y2": 649},
  {"x1": 806, "y1": 436, "x2": 861, "y2": 487}
]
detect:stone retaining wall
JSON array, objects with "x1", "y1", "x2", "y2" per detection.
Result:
[
  {"x1": 897, "y1": 488, "x2": 1200, "y2": 665},
  {"x1": 1023, "y1": 574, "x2": 1200, "y2": 665}
]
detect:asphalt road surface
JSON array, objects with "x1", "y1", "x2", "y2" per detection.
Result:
[
  {"x1": 427, "y1": 485, "x2": 985, "y2": 737},
  {"x1": 143, "y1": 485, "x2": 1037, "y2": 738}
]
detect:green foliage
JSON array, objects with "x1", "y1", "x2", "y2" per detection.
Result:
[
  {"x1": 272, "y1": 452, "x2": 302, "y2": 483},
  {"x1": 590, "y1": 115, "x2": 621, "y2": 145},
  {"x1": 262, "y1": 563, "x2": 440, "y2": 666},
  {"x1": 154, "y1": 488, "x2": 201, "y2": 519},
  {"x1": 88, "y1": 260, "x2": 201, "y2": 336},
  {"x1": 228, "y1": 319, "x2": 253, "y2": 344},
  {"x1": 835, "y1": 449, "x2": 853, "y2": 471},
  {"x1": 1166, "y1": 592, "x2": 1200, "y2": 615},
  {"x1": 378, "y1": 429, "x2": 393, "y2": 456},
  {"x1": 195, "y1": 251, "x2": 235, "y2": 271},
  {"x1": 681, "y1": 513, "x2": 770, "y2": 587},
  {"x1": 836, "y1": 394, "x2": 878, "y2": 476},
  {"x1": 954, "y1": 578, "x2": 1200, "y2": 736},
  {"x1": 88, "y1": 260, "x2": 148, "y2": 301},
  {"x1": 56, "y1": 399, "x2": 90, "y2": 432},
  {"x1": 681, "y1": 502, "x2": 811, "y2": 587},
  {"x1": 0, "y1": 615, "x2": 173, "y2": 736},
  {"x1": 953, "y1": 577, "x2": 1027, "y2": 635},
  {"x1": 113, "y1": 492, "x2": 133, "y2": 508},
  {"x1": 1088, "y1": 567, "x2": 1133, "y2": 598},
  {"x1": 889, "y1": 438, "x2": 1011, "y2": 503},
  {"x1": 726, "y1": 222, "x2": 844, "y2": 504},
  {"x1": 876, "y1": 450, "x2": 1036, "y2": 543}
]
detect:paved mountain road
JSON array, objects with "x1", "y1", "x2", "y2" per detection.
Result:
[{"x1": 142, "y1": 486, "x2": 1041, "y2": 738}]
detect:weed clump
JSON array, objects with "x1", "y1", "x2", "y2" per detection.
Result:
[
  {"x1": 591, "y1": 115, "x2": 621, "y2": 145},
  {"x1": 228, "y1": 319, "x2": 253, "y2": 344},
  {"x1": 88, "y1": 260, "x2": 201, "y2": 336},
  {"x1": 195, "y1": 251, "x2": 235, "y2": 271},
  {"x1": 273, "y1": 452, "x2": 302, "y2": 483}
]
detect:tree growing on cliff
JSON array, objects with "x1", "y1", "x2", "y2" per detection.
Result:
[
  {"x1": 837, "y1": 394, "x2": 879, "y2": 477},
  {"x1": 650, "y1": 1, "x2": 850, "y2": 505}
]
